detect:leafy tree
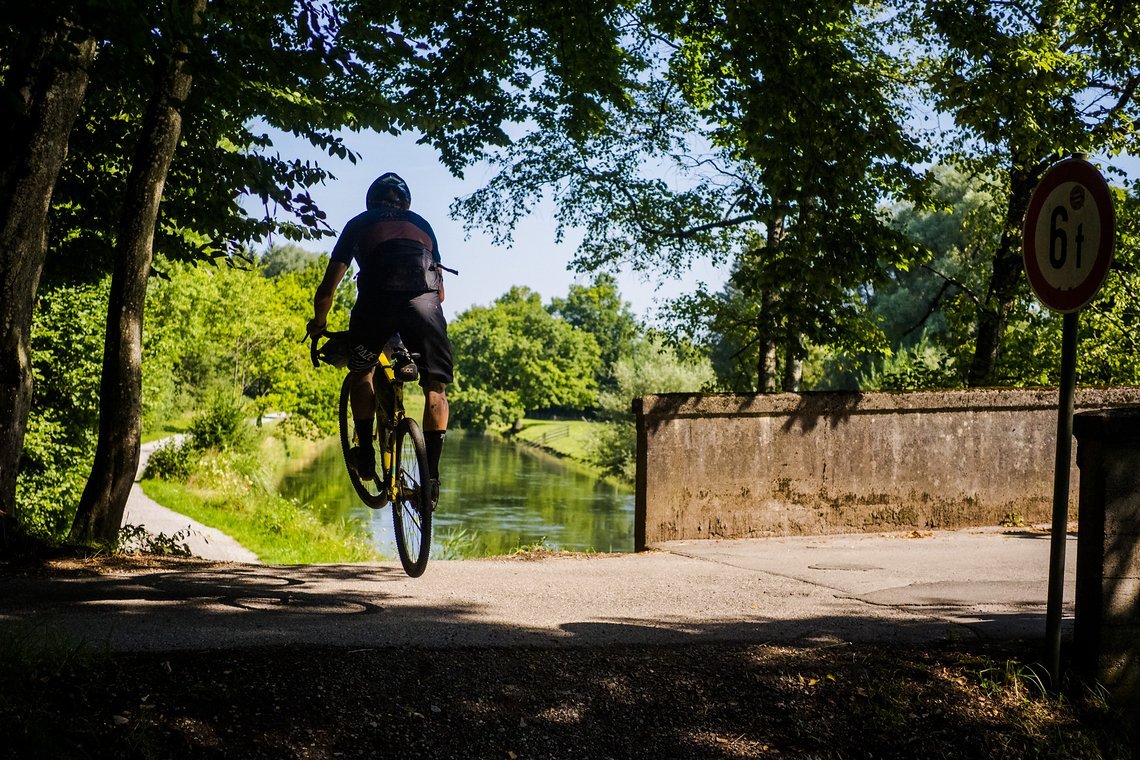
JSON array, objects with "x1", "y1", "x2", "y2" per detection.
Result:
[
  {"x1": 598, "y1": 333, "x2": 713, "y2": 412},
  {"x1": 591, "y1": 333, "x2": 714, "y2": 480},
  {"x1": 143, "y1": 256, "x2": 350, "y2": 435},
  {"x1": 910, "y1": 0, "x2": 1140, "y2": 386},
  {"x1": 261, "y1": 244, "x2": 319, "y2": 278},
  {"x1": 1076, "y1": 189, "x2": 1140, "y2": 385},
  {"x1": 547, "y1": 274, "x2": 640, "y2": 390},
  {"x1": 0, "y1": 8, "x2": 97, "y2": 532},
  {"x1": 807, "y1": 163, "x2": 1002, "y2": 389},
  {"x1": 71, "y1": 0, "x2": 208, "y2": 544},
  {"x1": 456, "y1": 0, "x2": 927, "y2": 392},
  {"x1": 2, "y1": 0, "x2": 638, "y2": 545},
  {"x1": 854, "y1": 164, "x2": 1140, "y2": 390},
  {"x1": 449, "y1": 287, "x2": 601, "y2": 430}
]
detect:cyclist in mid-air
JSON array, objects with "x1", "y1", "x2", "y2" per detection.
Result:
[{"x1": 306, "y1": 172, "x2": 451, "y2": 508}]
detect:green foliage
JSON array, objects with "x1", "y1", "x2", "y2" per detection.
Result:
[
  {"x1": 857, "y1": 333, "x2": 961, "y2": 391},
  {"x1": 142, "y1": 474, "x2": 378, "y2": 565},
  {"x1": 838, "y1": 168, "x2": 1140, "y2": 390},
  {"x1": 261, "y1": 244, "x2": 319, "y2": 278},
  {"x1": 457, "y1": 2, "x2": 928, "y2": 392},
  {"x1": 1073, "y1": 189, "x2": 1140, "y2": 386},
  {"x1": 449, "y1": 287, "x2": 601, "y2": 430},
  {"x1": 589, "y1": 334, "x2": 713, "y2": 483},
  {"x1": 143, "y1": 439, "x2": 194, "y2": 482},
  {"x1": 15, "y1": 280, "x2": 107, "y2": 540},
  {"x1": 599, "y1": 334, "x2": 714, "y2": 414},
  {"x1": 144, "y1": 257, "x2": 347, "y2": 434},
  {"x1": 275, "y1": 414, "x2": 323, "y2": 442},
  {"x1": 908, "y1": 0, "x2": 1140, "y2": 384},
  {"x1": 548, "y1": 274, "x2": 640, "y2": 390},
  {"x1": 188, "y1": 393, "x2": 252, "y2": 452},
  {"x1": 587, "y1": 422, "x2": 637, "y2": 482},
  {"x1": 116, "y1": 524, "x2": 192, "y2": 557},
  {"x1": 435, "y1": 527, "x2": 485, "y2": 560}
]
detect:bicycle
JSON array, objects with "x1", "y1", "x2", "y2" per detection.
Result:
[{"x1": 308, "y1": 330, "x2": 432, "y2": 577}]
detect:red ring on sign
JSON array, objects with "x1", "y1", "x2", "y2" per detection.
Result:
[{"x1": 1022, "y1": 158, "x2": 1115, "y2": 313}]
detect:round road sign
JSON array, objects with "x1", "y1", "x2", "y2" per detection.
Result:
[{"x1": 1023, "y1": 157, "x2": 1115, "y2": 313}]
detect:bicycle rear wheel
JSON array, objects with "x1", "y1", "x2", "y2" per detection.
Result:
[
  {"x1": 392, "y1": 416, "x2": 432, "y2": 577},
  {"x1": 338, "y1": 374, "x2": 388, "y2": 509}
]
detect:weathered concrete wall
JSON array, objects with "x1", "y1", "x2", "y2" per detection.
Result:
[
  {"x1": 634, "y1": 388, "x2": 1140, "y2": 549},
  {"x1": 1073, "y1": 408, "x2": 1140, "y2": 716}
]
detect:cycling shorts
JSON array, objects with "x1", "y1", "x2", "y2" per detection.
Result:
[{"x1": 348, "y1": 290, "x2": 453, "y2": 386}]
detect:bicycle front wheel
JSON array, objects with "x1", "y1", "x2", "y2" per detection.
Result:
[
  {"x1": 338, "y1": 374, "x2": 388, "y2": 509},
  {"x1": 392, "y1": 416, "x2": 432, "y2": 577}
]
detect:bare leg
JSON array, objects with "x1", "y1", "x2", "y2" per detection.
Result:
[
  {"x1": 350, "y1": 368, "x2": 376, "y2": 421},
  {"x1": 423, "y1": 380, "x2": 449, "y2": 431}
]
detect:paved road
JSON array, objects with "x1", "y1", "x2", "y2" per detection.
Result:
[
  {"x1": 121, "y1": 438, "x2": 259, "y2": 564},
  {"x1": 0, "y1": 525, "x2": 1074, "y2": 652}
]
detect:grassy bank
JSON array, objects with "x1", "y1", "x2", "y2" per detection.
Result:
[
  {"x1": 500, "y1": 417, "x2": 633, "y2": 488},
  {"x1": 140, "y1": 432, "x2": 381, "y2": 564}
]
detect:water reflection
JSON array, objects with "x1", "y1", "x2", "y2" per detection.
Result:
[{"x1": 277, "y1": 432, "x2": 635, "y2": 557}]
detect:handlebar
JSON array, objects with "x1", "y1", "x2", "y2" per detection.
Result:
[{"x1": 304, "y1": 329, "x2": 350, "y2": 368}]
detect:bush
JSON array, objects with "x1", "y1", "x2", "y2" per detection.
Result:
[
  {"x1": 587, "y1": 421, "x2": 636, "y2": 482},
  {"x1": 275, "y1": 414, "x2": 322, "y2": 442},
  {"x1": 116, "y1": 524, "x2": 192, "y2": 556},
  {"x1": 859, "y1": 333, "x2": 961, "y2": 391},
  {"x1": 144, "y1": 439, "x2": 194, "y2": 481},
  {"x1": 450, "y1": 386, "x2": 525, "y2": 431},
  {"x1": 189, "y1": 393, "x2": 251, "y2": 451}
]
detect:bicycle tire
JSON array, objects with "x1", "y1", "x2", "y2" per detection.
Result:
[
  {"x1": 392, "y1": 416, "x2": 432, "y2": 577},
  {"x1": 338, "y1": 374, "x2": 388, "y2": 509}
]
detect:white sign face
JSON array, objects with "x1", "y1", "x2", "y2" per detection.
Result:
[
  {"x1": 1023, "y1": 158, "x2": 1115, "y2": 314},
  {"x1": 1031, "y1": 181, "x2": 1105, "y2": 292}
]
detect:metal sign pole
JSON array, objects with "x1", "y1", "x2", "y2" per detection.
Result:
[{"x1": 1045, "y1": 311, "x2": 1079, "y2": 686}]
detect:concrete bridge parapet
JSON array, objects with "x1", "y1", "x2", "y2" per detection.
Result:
[{"x1": 634, "y1": 388, "x2": 1140, "y2": 550}]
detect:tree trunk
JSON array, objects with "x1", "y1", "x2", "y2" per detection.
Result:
[
  {"x1": 70, "y1": 0, "x2": 205, "y2": 544},
  {"x1": 0, "y1": 24, "x2": 95, "y2": 541},
  {"x1": 967, "y1": 164, "x2": 1038, "y2": 387},
  {"x1": 782, "y1": 333, "x2": 802, "y2": 392},
  {"x1": 758, "y1": 332, "x2": 778, "y2": 392},
  {"x1": 757, "y1": 211, "x2": 786, "y2": 393}
]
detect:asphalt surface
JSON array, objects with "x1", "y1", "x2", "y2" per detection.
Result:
[{"x1": 0, "y1": 524, "x2": 1074, "y2": 653}]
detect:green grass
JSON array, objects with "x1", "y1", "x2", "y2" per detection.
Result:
[
  {"x1": 141, "y1": 410, "x2": 196, "y2": 443},
  {"x1": 508, "y1": 419, "x2": 597, "y2": 461},
  {"x1": 140, "y1": 436, "x2": 382, "y2": 565}
]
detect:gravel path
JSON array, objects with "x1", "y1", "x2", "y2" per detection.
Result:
[{"x1": 120, "y1": 438, "x2": 259, "y2": 564}]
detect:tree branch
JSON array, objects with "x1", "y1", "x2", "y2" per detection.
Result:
[
  {"x1": 602, "y1": 175, "x2": 762, "y2": 241},
  {"x1": 992, "y1": 0, "x2": 1045, "y2": 33},
  {"x1": 920, "y1": 263, "x2": 982, "y2": 306},
  {"x1": 902, "y1": 279, "x2": 955, "y2": 337}
]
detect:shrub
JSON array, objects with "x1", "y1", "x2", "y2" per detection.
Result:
[
  {"x1": 587, "y1": 421, "x2": 636, "y2": 482},
  {"x1": 143, "y1": 439, "x2": 194, "y2": 481},
  {"x1": 116, "y1": 524, "x2": 192, "y2": 556},
  {"x1": 276, "y1": 414, "x2": 322, "y2": 442},
  {"x1": 189, "y1": 393, "x2": 252, "y2": 451}
]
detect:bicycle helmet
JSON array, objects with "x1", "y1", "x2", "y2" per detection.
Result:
[{"x1": 366, "y1": 172, "x2": 412, "y2": 209}]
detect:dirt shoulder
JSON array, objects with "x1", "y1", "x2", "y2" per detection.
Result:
[
  {"x1": 2, "y1": 638, "x2": 1131, "y2": 759},
  {"x1": 0, "y1": 554, "x2": 1132, "y2": 758}
]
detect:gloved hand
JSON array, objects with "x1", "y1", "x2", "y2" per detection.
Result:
[{"x1": 306, "y1": 318, "x2": 326, "y2": 339}]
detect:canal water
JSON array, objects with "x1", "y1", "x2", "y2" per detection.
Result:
[{"x1": 277, "y1": 432, "x2": 635, "y2": 558}]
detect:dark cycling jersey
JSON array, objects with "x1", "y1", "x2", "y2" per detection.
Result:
[{"x1": 330, "y1": 207, "x2": 442, "y2": 296}]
